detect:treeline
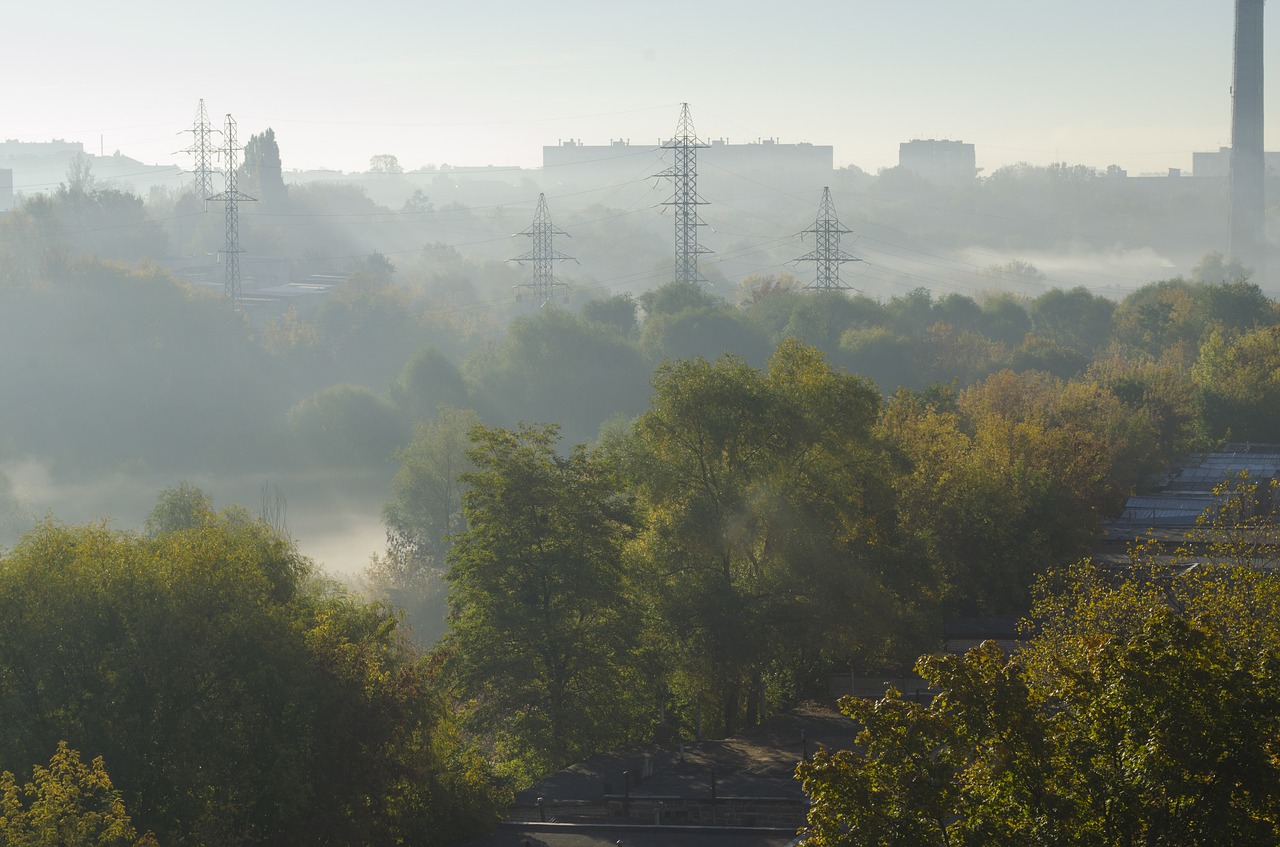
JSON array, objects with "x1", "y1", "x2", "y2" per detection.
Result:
[
  {"x1": 378, "y1": 338, "x2": 1176, "y2": 779},
  {"x1": 358, "y1": 269, "x2": 1280, "y2": 782}
]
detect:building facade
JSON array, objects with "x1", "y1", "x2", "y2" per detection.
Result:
[{"x1": 898, "y1": 139, "x2": 977, "y2": 184}]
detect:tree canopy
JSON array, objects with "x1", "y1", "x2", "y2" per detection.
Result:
[
  {"x1": 0, "y1": 494, "x2": 505, "y2": 847},
  {"x1": 797, "y1": 558, "x2": 1280, "y2": 847}
]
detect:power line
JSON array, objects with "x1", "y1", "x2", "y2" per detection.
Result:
[
  {"x1": 512, "y1": 193, "x2": 574, "y2": 308},
  {"x1": 177, "y1": 99, "x2": 216, "y2": 208},
  {"x1": 795, "y1": 186, "x2": 860, "y2": 290},
  {"x1": 656, "y1": 103, "x2": 711, "y2": 285},
  {"x1": 206, "y1": 114, "x2": 257, "y2": 309}
]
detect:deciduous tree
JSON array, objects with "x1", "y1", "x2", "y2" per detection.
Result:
[{"x1": 444, "y1": 423, "x2": 644, "y2": 775}]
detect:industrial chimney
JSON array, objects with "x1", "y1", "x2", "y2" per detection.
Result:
[{"x1": 1229, "y1": 0, "x2": 1267, "y2": 283}]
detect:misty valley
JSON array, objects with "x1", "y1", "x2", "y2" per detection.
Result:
[{"x1": 4, "y1": 102, "x2": 1280, "y2": 847}]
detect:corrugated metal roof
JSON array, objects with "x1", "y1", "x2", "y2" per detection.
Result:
[{"x1": 1114, "y1": 447, "x2": 1280, "y2": 529}]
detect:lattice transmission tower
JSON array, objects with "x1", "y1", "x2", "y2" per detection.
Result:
[
  {"x1": 179, "y1": 99, "x2": 216, "y2": 207},
  {"x1": 206, "y1": 114, "x2": 256, "y2": 309},
  {"x1": 513, "y1": 193, "x2": 574, "y2": 307},
  {"x1": 795, "y1": 186, "x2": 860, "y2": 290},
  {"x1": 657, "y1": 103, "x2": 710, "y2": 284}
]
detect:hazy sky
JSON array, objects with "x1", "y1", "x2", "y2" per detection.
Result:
[{"x1": 4, "y1": 1, "x2": 1277, "y2": 176}]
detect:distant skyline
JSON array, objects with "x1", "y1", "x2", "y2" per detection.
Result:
[{"x1": 3, "y1": 1, "x2": 1278, "y2": 179}]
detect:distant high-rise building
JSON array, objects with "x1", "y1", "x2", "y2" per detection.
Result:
[
  {"x1": 0, "y1": 139, "x2": 84, "y2": 159},
  {"x1": 1229, "y1": 0, "x2": 1266, "y2": 281},
  {"x1": 542, "y1": 137, "x2": 832, "y2": 200},
  {"x1": 898, "y1": 139, "x2": 977, "y2": 184},
  {"x1": 1192, "y1": 146, "x2": 1280, "y2": 179},
  {"x1": 0, "y1": 169, "x2": 12, "y2": 212}
]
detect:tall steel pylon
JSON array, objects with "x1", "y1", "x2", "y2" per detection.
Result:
[
  {"x1": 513, "y1": 193, "x2": 573, "y2": 308},
  {"x1": 179, "y1": 99, "x2": 216, "y2": 207},
  {"x1": 206, "y1": 114, "x2": 256, "y2": 309},
  {"x1": 796, "y1": 186, "x2": 860, "y2": 290},
  {"x1": 657, "y1": 103, "x2": 710, "y2": 284}
]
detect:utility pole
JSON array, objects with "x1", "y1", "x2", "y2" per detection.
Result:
[
  {"x1": 179, "y1": 99, "x2": 216, "y2": 209},
  {"x1": 796, "y1": 186, "x2": 860, "y2": 290},
  {"x1": 206, "y1": 114, "x2": 256, "y2": 309},
  {"x1": 657, "y1": 103, "x2": 710, "y2": 285},
  {"x1": 513, "y1": 193, "x2": 573, "y2": 308}
]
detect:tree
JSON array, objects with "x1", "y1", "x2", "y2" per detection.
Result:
[
  {"x1": 798, "y1": 561, "x2": 1280, "y2": 847},
  {"x1": 1192, "y1": 324, "x2": 1280, "y2": 441},
  {"x1": 369, "y1": 154, "x2": 404, "y2": 175},
  {"x1": 64, "y1": 152, "x2": 95, "y2": 194},
  {"x1": 444, "y1": 423, "x2": 644, "y2": 776},
  {"x1": 288, "y1": 384, "x2": 406, "y2": 467},
  {"x1": 581, "y1": 292, "x2": 638, "y2": 336},
  {"x1": 143, "y1": 481, "x2": 214, "y2": 536},
  {"x1": 468, "y1": 307, "x2": 652, "y2": 445},
  {"x1": 241, "y1": 129, "x2": 286, "y2": 206},
  {"x1": 1028, "y1": 286, "x2": 1115, "y2": 356},
  {"x1": 371, "y1": 406, "x2": 481, "y2": 646},
  {"x1": 401, "y1": 189, "x2": 433, "y2": 214},
  {"x1": 630, "y1": 340, "x2": 909, "y2": 736},
  {"x1": 879, "y1": 367, "x2": 1156, "y2": 614},
  {"x1": 0, "y1": 499, "x2": 505, "y2": 847},
  {"x1": 0, "y1": 742, "x2": 154, "y2": 847},
  {"x1": 1191, "y1": 250, "x2": 1250, "y2": 285},
  {"x1": 389, "y1": 346, "x2": 469, "y2": 424}
]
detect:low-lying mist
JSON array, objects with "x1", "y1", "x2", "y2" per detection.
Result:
[{"x1": 1, "y1": 457, "x2": 387, "y2": 578}]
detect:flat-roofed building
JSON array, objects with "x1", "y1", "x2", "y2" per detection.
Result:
[{"x1": 898, "y1": 138, "x2": 977, "y2": 184}]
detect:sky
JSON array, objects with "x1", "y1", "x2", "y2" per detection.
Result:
[{"x1": 3, "y1": 0, "x2": 1278, "y2": 177}]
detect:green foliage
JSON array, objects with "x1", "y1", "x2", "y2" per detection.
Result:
[
  {"x1": 641, "y1": 301, "x2": 772, "y2": 367},
  {"x1": 468, "y1": 307, "x2": 652, "y2": 445},
  {"x1": 1191, "y1": 250, "x2": 1250, "y2": 285},
  {"x1": 1028, "y1": 285, "x2": 1115, "y2": 356},
  {"x1": 143, "y1": 481, "x2": 214, "y2": 536},
  {"x1": 638, "y1": 281, "x2": 724, "y2": 317},
  {"x1": 0, "y1": 257, "x2": 280, "y2": 470},
  {"x1": 1192, "y1": 324, "x2": 1280, "y2": 441},
  {"x1": 581, "y1": 292, "x2": 638, "y2": 336},
  {"x1": 371, "y1": 406, "x2": 481, "y2": 646},
  {"x1": 839, "y1": 326, "x2": 919, "y2": 392},
  {"x1": 1113, "y1": 277, "x2": 1273, "y2": 365},
  {"x1": 799, "y1": 562, "x2": 1280, "y2": 847},
  {"x1": 0, "y1": 503, "x2": 505, "y2": 847},
  {"x1": 241, "y1": 129, "x2": 287, "y2": 207},
  {"x1": 781, "y1": 290, "x2": 885, "y2": 352},
  {"x1": 978, "y1": 292, "x2": 1033, "y2": 346},
  {"x1": 0, "y1": 742, "x2": 153, "y2": 847},
  {"x1": 880, "y1": 368, "x2": 1161, "y2": 613},
  {"x1": 444, "y1": 422, "x2": 644, "y2": 775},
  {"x1": 288, "y1": 383, "x2": 406, "y2": 467},
  {"x1": 630, "y1": 340, "x2": 913, "y2": 735},
  {"x1": 389, "y1": 345, "x2": 470, "y2": 423},
  {"x1": 312, "y1": 272, "x2": 426, "y2": 388},
  {"x1": 0, "y1": 187, "x2": 167, "y2": 273}
]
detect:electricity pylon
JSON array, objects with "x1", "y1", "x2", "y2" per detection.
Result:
[
  {"x1": 513, "y1": 193, "x2": 573, "y2": 307},
  {"x1": 657, "y1": 103, "x2": 710, "y2": 285},
  {"x1": 178, "y1": 99, "x2": 216, "y2": 208},
  {"x1": 796, "y1": 186, "x2": 860, "y2": 290},
  {"x1": 206, "y1": 114, "x2": 256, "y2": 309}
]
